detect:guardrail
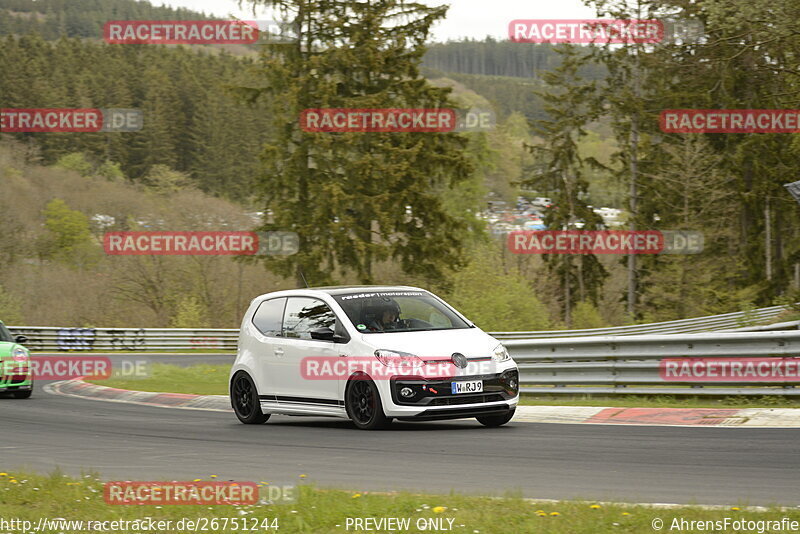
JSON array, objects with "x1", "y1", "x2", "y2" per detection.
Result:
[
  {"x1": 491, "y1": 305, "x2": 794, "y2": 339},
  {"x1": 9, "y1": 313, "x2": 800, "y2": 396},
  {"x1": 6, "y1": 304, "x2": 797, "y2": 351},
  {"x1": 6, "y1": 327, "x2": 238, "y2": 352},
  {"x1": 507, "y1": 330, "x2": 800, "y2": 396}
]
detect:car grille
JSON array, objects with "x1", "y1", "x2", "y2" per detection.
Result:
[{"x1": 428, "y1": 393, "x2": 505, "y2": 406}]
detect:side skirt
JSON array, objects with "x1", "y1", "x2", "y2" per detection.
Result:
[{"x1": 259, "y1": 395, "x2": 348, "y2": 418}]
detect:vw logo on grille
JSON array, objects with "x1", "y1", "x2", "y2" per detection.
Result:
[{"x1": 451, "y1": 352, "x2": 468, "y2": 369}]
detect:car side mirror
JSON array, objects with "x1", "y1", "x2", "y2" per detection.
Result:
[
  {"x1": 14, "y1": 335, "x2": 28, "y2": 344},
  {"x1": 310, "y1": 327, "x2": 335, "y2": 341},
  {"x1": 332, "y1": 333, "x2": 349, "y2": 344}
]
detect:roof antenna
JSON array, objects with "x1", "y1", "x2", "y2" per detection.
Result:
[{"x1": 299, "y1": 269, "x2": 309, "y2": 288}]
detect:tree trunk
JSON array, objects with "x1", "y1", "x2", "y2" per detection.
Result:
[
  {"x1": 765, "y1": 197, "x2": 772, "y2": 281},
  {"x1": 627, "y1": 46, "x2": 641, "y2": 319}
]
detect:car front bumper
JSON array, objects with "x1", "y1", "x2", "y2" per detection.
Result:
[
  {"x1": 0, "y1": 360, "x2": 33, "y2": 391},
  {"x1": 379, "y1": 369, "x2": 519, "y2": 419}
]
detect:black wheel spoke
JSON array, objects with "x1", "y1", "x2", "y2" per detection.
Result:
[
  {"x1": 348, "y1": 379, "x2": 375, "y2": 424},
  {"x1": 235, "y1": 377, "x2": 253, "y2": 416},
  {"x1": 230, "y1": 373, "x2": 268, "y2": 425}
]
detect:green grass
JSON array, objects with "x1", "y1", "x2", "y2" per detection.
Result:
[
  {"x1": 88, "y1": 363, "x2": 229, "y2": 395},
  {"x1": 90, "y1": 363, "x2": 800, "y2": 409},
  {"x1": 0, "y1": 471, "x2": 796, "y2": 533}
]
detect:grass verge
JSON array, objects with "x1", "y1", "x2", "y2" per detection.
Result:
[
  {"x1": 0, "y1": 471, "x2": 795, "y2": 534},
  {"x1": 88, "y1": 363, "x2": 229, "y2": 396},
  {"x1": 89, "y1": 363, "x2": 800, "y2": 409}
]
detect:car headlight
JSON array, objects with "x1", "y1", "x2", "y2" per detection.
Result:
[
  {"x1": 374, "y1": 349, "x2": 422, "y2": 368},
  {"x1": 12, "y1": 346, "x2": 28, "y2": 362},
  {"x1": 492, "y1": 344, "x2": 510, "y2": 363}
]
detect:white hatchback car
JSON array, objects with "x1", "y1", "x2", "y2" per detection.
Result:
[{"x1": 230, "y1": 286, "x2": 519, "y2": 429}]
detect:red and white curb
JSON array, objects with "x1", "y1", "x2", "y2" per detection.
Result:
[
  {"x1": 45, "y1": 378, "x2": 800, "y2": 427},
  {"x1": 45, "y1": 378, "x2": 230, "y2": 412},
  {"x1": 513, "y1": 405, "x2": 800, "y2": 427}
]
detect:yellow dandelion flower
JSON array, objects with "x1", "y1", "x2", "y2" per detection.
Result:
[
  {"x1": 731, "y1": 507, "x2": 741, "y2": 511},
  {"x1": 622, "y1": 512, "x2": 631, "y2": 516},
  {"x1": 210, "y1": 475, "x2": 218, "y2": 479},
  {"x1": 193, "y1": 479, "x2": 202, "y2": 482},
  {"x1": 352, "y1": 493, "x2": 362, "y2": 499},
  {"x1": 299, "y1": 474, "x2": 307, "y2": 479},
  {"x1": 590, "y1": 504, "x2": 601, "y2": 509},
  {"x1": 432, "y1": 506, "x2": 447, "y2": 513},
  {"x1": 0, "y1": 473, "x2": 7, "y2": 477},
  {"x1": 549, "y1": 512, "x2": 560, "y2": 516}
]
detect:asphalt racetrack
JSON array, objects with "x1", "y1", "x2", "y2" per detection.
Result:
[{"x1": 2, "y1": 354, "x2": 798, "y2": 506}]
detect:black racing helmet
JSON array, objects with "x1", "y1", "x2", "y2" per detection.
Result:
[{"x1": 363, "y1": 297, "x2": 401, "y2": 323}]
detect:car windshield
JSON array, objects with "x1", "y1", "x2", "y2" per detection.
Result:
[
  {"x1": 333, "y1": 290, "x2": 471, "y2": 333},
  {"x1": 0, "y1": 323, "x2": 13, "y2": 343}
]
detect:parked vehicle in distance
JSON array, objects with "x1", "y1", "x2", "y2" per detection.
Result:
[
  {"x1": 0, "y1": 321, "x2": 33, "y2": 398},
  {"x1": 524, "y1": 218, "x2": 546, "y2": 230},
  {"x1": 231, "y1": 286, "x2": 519, "y2": 430}
]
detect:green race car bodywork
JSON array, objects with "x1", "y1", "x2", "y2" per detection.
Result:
[{"x1": 0, "y1": 320, "x2": 33, "y2": 396}]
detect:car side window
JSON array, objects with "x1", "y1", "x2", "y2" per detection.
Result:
[
  {"x1": 282, "y1": 297, "x2": 336, "y2": 340},
  {"x1": 251, "y1": 297, "x2": 286, "y2": 337}
]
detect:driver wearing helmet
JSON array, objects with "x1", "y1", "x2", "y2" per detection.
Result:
[{"x1": 365, "y1": 298, "x2": 402, "y2": 332}]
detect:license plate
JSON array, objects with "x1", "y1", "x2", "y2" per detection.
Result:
[{"x1": 451, "y1": 380, "x2": 483, "y2": 394}]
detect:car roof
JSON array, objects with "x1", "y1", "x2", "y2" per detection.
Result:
[
  {"x1": 310, "y1": 285, "x2": 424, "y2": 295},
  {"x1": 251, "y1": 285, "x2": 426, "y2": 302}
]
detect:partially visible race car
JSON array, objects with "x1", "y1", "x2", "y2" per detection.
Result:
[{"x1": 0, "y1": 321, "x2": 33, "y2": 398}]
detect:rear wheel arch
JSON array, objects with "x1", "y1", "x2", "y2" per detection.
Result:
[{"x1": 230, "y1": 370, "x2": 270, "y2": 425}]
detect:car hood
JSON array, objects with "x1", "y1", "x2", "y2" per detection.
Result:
[{"x1": 359, "y1": 327, "x2": 501, "y2": 359}]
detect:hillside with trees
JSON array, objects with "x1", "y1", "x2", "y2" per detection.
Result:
[
  {"x1": 0, "y1": 0, "x2": 209, "y2": 39},
  {"x1": 2, "y1": 0, "x2": 799, "y2": 330},
  {"x1": 0, "y1": 34, "x2": 270, "y2": 201}
]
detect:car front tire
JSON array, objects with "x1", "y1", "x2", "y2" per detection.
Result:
[
  {"x1": 12, "y1": 388, "x2": 32, "y2": 399},
  {"x1": 476, "y1": 408, "x2": 515, "y2": 427},
  {"x1": 231, "y1": 372, "x2": 270, "y2": 424},
  {"x1": 345, "y1": 375, "x2": 391, "y2": 430}
]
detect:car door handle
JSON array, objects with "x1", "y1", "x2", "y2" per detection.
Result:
[{"x1": 274, "y1": 348, "x2": 284, "y2": 356}]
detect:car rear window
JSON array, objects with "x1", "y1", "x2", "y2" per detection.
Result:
[{"x1": 251, "y1": 298, "x2": 286, "y2": 337}]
